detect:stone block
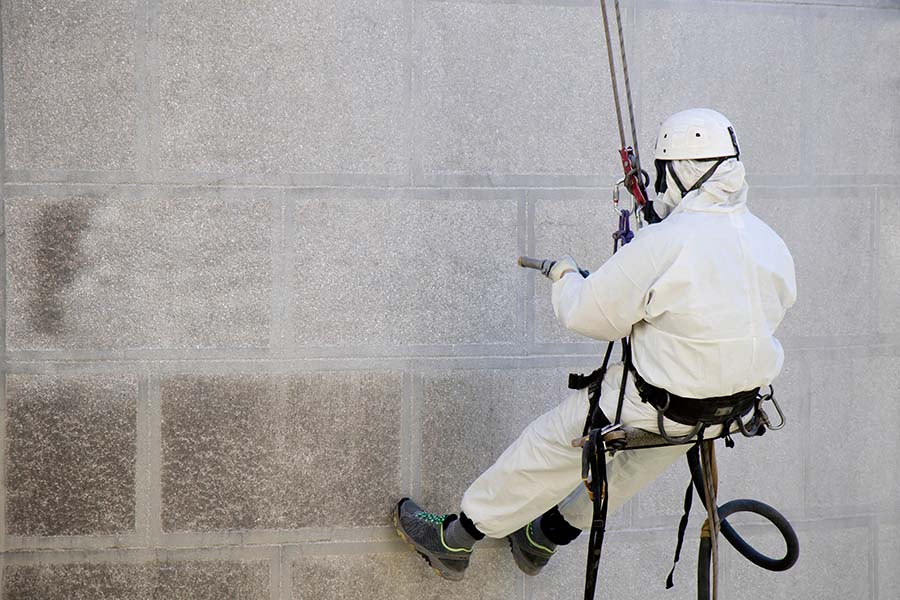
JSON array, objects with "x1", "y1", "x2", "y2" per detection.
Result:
[
  {"x1": 880, "y1": 522, "x2": 900, "y2": 600},
  {"x1": 417, "y1": 2, "x2": 619, "y2": 181},
  {"x1": 292, "y1": 547, "x2": 517, "y2": 600},
  {"x1": 2, "y1": 0, "x2": 138, "y2": 172},
  {"x1": 722, "y1": 525, "x2": 870, "y2": 599},
  {"x1": 5, "y1": 374, "x2": 137, "y2": 536},
  {"x1": 161, "y1": 372, "x2": 402, "y2": 531},
  {"x1": 6, "y1": 194, "x2": 271, "y2": 351},
  {"x1": 810, "y1": 15, "x2": 900, "y2": 177},
  {"x1": 419, "y1": 368, "x2": 572, "y2": 514},
  {"x1": 3, "y1": 561, "x2": 270, "y2": 599},
  {"x1": 158, "y1": 0, "x2": 405, "y2": 177},
  {"x1": 878, "y1": 188, "x2": 900, "y2": 335},
  {"x1": 807, "y1": 356, "x2": 900, "y2": 511},
  {"x1": 534, "y1": 531, "x2": 699, "y2": 600},
  {"x1": 636, "y1": 3, "x2": 807, "y2": 179},
  {"x1": 751, "y1": 192, "x2": 874, "y2": 339},
  {"x1": 288, "y1": 195, "x2": 520, "y2": 347},
  {"x1": 533, "y1": 195, "x2": 627, "y2": 345}
]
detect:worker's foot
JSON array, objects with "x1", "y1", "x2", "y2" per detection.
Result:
[
  {"x1": 394, "y1": 498, "x2": 474, "y2": 581},
  {"x1": 506, "y1": 521, "x2": 556, "y2": 576}
]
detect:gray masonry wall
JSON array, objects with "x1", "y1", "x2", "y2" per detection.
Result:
[{"x1": 1, "y1": 0, "x2": 899, "y2": 598}]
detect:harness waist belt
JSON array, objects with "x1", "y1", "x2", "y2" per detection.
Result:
[{"x1": 633, "y1": 371, "x2": 758, "y2": 427}]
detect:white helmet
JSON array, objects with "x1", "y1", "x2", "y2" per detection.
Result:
[
  {"x1": 652, "y1": 108, "x2": 740, "y2": 198},
  {"x1": 653, "y1": 108, "x2": 740, "y2": 160}
]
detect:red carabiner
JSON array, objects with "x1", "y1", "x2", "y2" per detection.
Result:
[{"x1": 618, "y1": 147, "x2": 649, "y2": 207}]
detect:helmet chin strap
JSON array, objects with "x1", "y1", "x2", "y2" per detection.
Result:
[{"x1": 666, "y1": 157, "x2": 731, "y2": 198}]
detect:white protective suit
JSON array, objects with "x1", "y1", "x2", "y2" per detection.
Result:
[{"x1": 461, "y1": 158, "x2": 797, "y2": 536}]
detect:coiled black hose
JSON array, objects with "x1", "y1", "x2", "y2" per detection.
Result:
[{"x1": 691, "y1": 447, "x2": 800, "y2": 599}]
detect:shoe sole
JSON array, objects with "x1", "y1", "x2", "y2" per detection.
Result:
[
  {"x1": 393, "y1": 505, "x2": 466, "y2": 582},
  {"x1": 506, "y1": 535, "x2": 544, "y2": 577}
]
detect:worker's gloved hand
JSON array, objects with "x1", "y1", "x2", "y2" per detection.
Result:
[{"x1": 543, "y1": 255, "x2": 581, "y2": 282}]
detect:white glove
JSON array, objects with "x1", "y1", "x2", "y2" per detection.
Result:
[{"x1": 545, "y1": 255, "x2": 580, "y2": 283}]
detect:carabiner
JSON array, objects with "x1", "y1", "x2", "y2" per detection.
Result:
[
  {"x1": 612, "y1": 178, "x2": 624, "y2": 212},
  {"x1": 758, "y1": 385, "x2": 786, "y2": 430}
]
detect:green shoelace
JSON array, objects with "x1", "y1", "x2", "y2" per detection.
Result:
[{"x1": 415, "y1": 510, "x2": 447, "y2": 525}]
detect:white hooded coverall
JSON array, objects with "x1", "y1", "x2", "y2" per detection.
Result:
[{"x1": 461, "y1": 159, "x2": 797, "y2": 536}]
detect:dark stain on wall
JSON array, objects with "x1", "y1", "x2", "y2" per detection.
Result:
[{"x1": 26, "y1": 201, "x2": 92, "y2": 336}]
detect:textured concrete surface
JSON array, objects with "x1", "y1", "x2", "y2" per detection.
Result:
[
  {"x1": 161, "y1": 372, "x2": 402, "y2": 531},
  {"x1": 3, "y1": 561, "x2": 270, "y2": 599},
  {"x1": 2, "y1": 0, "x2": 139, "y2": 172},
  {"x1": 880, "y1": 522, "x2": 899, "y2": 599},
  {"x1": 807, "y1": 356, "x2": 900, "y2": 511},
  {"x1": 810, "y1": 15, "x2": 900, "y2": 177},
  {"x1": 722, "y1": 525, "x2": 871, "y2": 598},
  {"x1": 751, "y1": 191, "x2": 875, "y2": 339},
  {"x1": 6, "y1": 194, "x2": 272, "y2": 350},
  {"x1": 158, "y1": 0, "x2": 406, "y2": 177},
  {"x1": 288, "y1": 195, "x2": 520, "y2": 347},
  {"x1": 5, "y1": 374, "x2": 137, "y2": 536},
  {"x1": 418, "y1": 2, "x2": 616, "y2": 182},
  {"x1": 3, "y1": 1, "x2": 899, "y2": 599},
  {"x1": 292, "y1": 548, "x2": 518, "y2": 600},
  {"x1": 637, "y1": 2, "x2": 807, "y2": 181},
  {"x1": 878, "y1": 188, "x2": 900, "y2": 334}
]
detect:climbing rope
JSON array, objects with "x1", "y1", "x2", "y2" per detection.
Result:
[{"x1": 598, "y1": 0, "x2": 656, "y2": 226}]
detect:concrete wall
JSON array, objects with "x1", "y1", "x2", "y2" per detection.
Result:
[{"x1": 2, "y1": 0, "x2": 898, "y2": 598}]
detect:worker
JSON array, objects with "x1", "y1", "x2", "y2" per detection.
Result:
[{"x1": 394, "y1": 108, "x2": 797, "y2": 580}]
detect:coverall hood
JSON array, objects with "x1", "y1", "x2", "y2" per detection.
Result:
[{"x1": 654, "y1": 158, "x2": 747, "y2": 219}]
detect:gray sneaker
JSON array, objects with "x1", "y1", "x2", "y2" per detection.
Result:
[
  {"x1": 394, "y1": 498, "x2": 473, "y2": 581},
  {"x1": 506, "y1": 522, "x2": 556, "y2": 576}
]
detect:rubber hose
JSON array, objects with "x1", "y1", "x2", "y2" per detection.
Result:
[
  {"x1": 688, "y1": 450, "x2": 799, "y2": 572},
  {"x1": 716, "y1": 499, "x2": 799, "y2": 572},
  {"x1": 696, "y1": 502, "x2": 798, "y2": 600},
  {"x1": 697, "y1": 537, "x2": 711, "y2": 600}
]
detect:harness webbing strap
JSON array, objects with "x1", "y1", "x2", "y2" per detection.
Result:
[
  {"x1": 583, "y1": 429, "x2": 610, "y2": 600},
  {"x1": 569, "y1": 342, "x2": 617, "y2": 600},
  {"x1": 571, "y1": 342, "x2": 616, "y2": 436},
  {"x1": 667, "y1": 442, "x2": 704, "y2": 588}
]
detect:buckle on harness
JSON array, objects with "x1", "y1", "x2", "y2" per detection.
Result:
[{"x1": 571, "y1": 423, "x2": 622, "y2": 449}]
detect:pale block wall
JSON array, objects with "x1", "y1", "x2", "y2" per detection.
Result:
[{"x1": 2, "y1": 1, "x2": 898, "y2": 598}]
